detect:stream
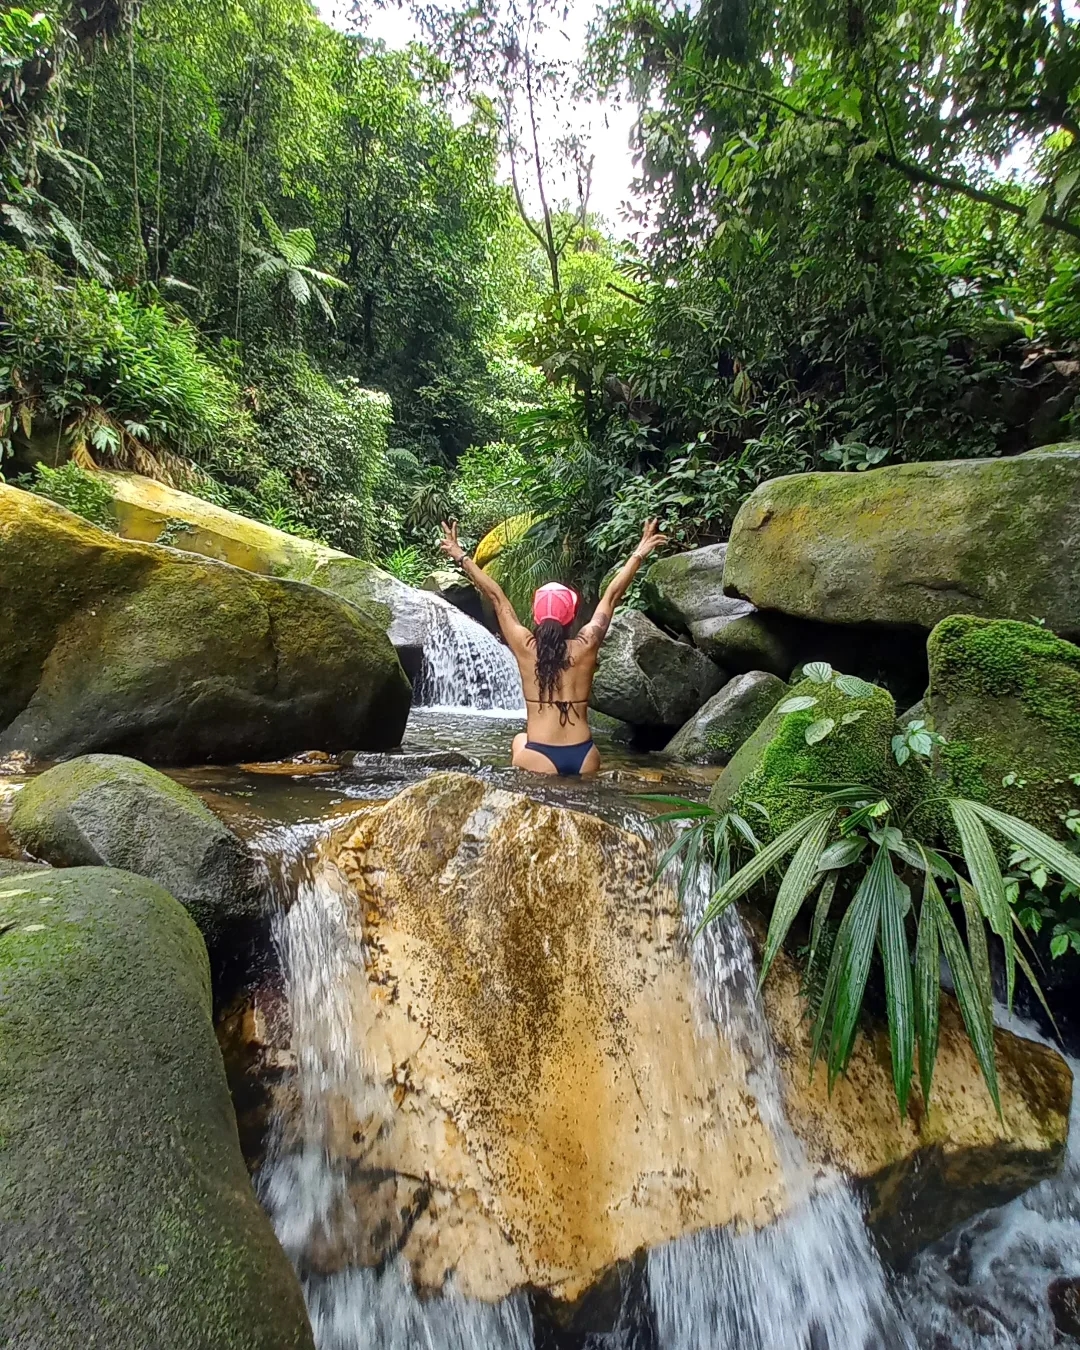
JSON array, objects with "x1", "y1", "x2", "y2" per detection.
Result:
[
  {"x1": 166, "y1": 691, "x2": 1080, "y2": 1350},
  {"x1": 2, "y1": 609, "x2": 1077, "y2": 1348}
]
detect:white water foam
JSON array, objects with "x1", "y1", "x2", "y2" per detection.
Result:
[
  {"x1": 414, "y1": 601, "x2": 524, "y2": 713},
  {"x1": 645, "y1": 864, "x2": 915, "y2": 1350},
  {"x1": 256, "y1": 824, "x2": 534, "y2": 1350},
  {"x1": 898, "y1": 1008, "x2": 1080, "y2": 1350}
]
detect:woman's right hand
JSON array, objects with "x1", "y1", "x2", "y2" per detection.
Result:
[
  {"x1": 439, "y1": 520, "x2": 467, "y2": 564},
  {"x1": 633, "y1": 518, "x2": 668, "y2": 560}
]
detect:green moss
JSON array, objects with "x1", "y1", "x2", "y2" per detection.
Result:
[
  {"x1": 724, "y1": 451, "x2": 1080, "y2": 632},
  {"x1": 0, "y1": 868, "x2": 312, "y2": 1347},
  {"x1": 711, "y1": 676, "x2": 897, "y2": 838},
  {"x1": 927, "y1": 616, "x2": 1080, "y2": 835}
]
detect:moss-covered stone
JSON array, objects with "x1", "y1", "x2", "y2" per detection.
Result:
[
  {"x1": 0, "y1": 866, "x2": 313, "y2": 1349},
  {"x1": 8, "y1": 755, "x2": 263, "y2": 949},
  {"x1": 0, "y1": 484, "x2": 412, "y2": 764},
  {"x1": 664, "y1": 672, "x2": 787, "y2": 765},
  {"x1": 724, "y1": 449, "x2": 1080, "y2": 636},
  {"x1": 927, "y1": 616, "x2": 1080, "y2": 836},
  {"x1": 709, "y1": 675, "x2": 897, "y2": 837}
]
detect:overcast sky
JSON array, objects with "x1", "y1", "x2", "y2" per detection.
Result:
[{"x1": 316, "y1": 0, "x2": 641, "y2": 232}]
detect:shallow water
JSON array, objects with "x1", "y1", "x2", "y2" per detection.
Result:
[{"x1": 4, "y1": 706, "x2": 1079, "y2": 1349}]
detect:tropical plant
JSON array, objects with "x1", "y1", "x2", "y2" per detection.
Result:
[
  {"x1": 663, "y1": 777, "x2": 1080, "y2": 1117},
  {"x1": 248, "y1": 204, "x2": 348, "y2": 326},
  {"x1": 20, "y1": 460, "x2": 116, "y2": 531}
]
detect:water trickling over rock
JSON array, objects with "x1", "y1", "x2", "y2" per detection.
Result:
[{"x1": 413, "y1": 601, "x2": 524, "y2": 712}]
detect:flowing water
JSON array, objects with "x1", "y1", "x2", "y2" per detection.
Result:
[
  {"x1": 162, "y1": 704, "x2": 1080, "y2": 1350},
  {"x1": 413, "y1": 601, "x2": 524, "y2": 713}
]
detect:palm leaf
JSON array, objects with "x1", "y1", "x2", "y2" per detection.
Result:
[
  {"x1": 957, "y1": 877, "x2": 994, "y2": 1029},
  {"x1": 963, "y1": 800, "x2": 1080, "y2": 890},
  {"x1": 286, "y1": 268, "x2": 311, "y2": 307},
  {"x1": 880, "y1": 853, "x2": 915, "y2": 1114},
  {"x1": 807, "y1": 871, "x2": 838, "y2": 981},
  {"x1": 951, "y1": 799, "x2": 1015, "y2": 1009},
  {"x1": 257, "y1": 202, "x2": 290, "y2": 257},
  {"x1": 914, "y1": 861, "x2": 941, "y2": 1107},
  {"x1": 929, "y1": 879, "x2": 1001, "y2": 1116},
  {"x1": 759, "y1": 809, "x2": 836, "y2": 985},
  {"x1": 827, "y1": 842, "x2": 891, "y2": 1083},
  {"x1": 695, "y1": 808, "x2": 835, "y2": 933},
  {"x1": 282, "y1": 227, "x2": 317, "y2": 267}
]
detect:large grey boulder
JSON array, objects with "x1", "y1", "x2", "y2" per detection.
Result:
[
  {"x1": 591, "y1": 610, "x2": 725, "y2": 728},
  {"x1": 643, "y1": 543, "x2": 799, "y2": 677},
  {"x1": 663, "y1": 672, "x2": 787, "y2": 764},
  {"x1": 0, "y1": 484, "x2": 412, "y2": 765},
  {"x1": 0, "y1": 866, "x2": 314, "y2": 1349},
  {"x1": 8, "y1": 754, "x2": 262, "y2": 950},
  {"x1": 724, "y1": 448, "x2": 1080, "y2": 636}
]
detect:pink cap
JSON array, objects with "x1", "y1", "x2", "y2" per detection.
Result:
[{"x1": 532, "y1": 582, "x2": 579, "y2": 627}]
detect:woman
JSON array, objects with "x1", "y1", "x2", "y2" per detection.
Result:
[{"x1": 438, "y1": 518, "x2": 668, "y2": 776}]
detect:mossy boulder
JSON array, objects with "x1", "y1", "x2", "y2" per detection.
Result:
[
  {"x1": 664, "y1": 672, "x2": 787, "y2": 765},
  {"x1": 927, "y1": 616, "x2": 1080, "y2": 836},
  {"x1": 0, "y1": 866, "x2": 313, "y2": 1349},
  {"x1": 724, "y1": 449, "x2": 1080, "y2": 636},
  {"x1": 0, "y1": 484, "x2": 412, "y2": 764},
  {"x1": 8, "y1": 755, "x2": 263, "y2": 950},
  {"x1": 709, "y1": 673, "x2": 898, "y2": 836},
  {"x1": 591, "y1": 610, "x2": 726, "y2": 729},
  {"x1": 642, "y1": 543, "x2": 737, "y2": 632}
]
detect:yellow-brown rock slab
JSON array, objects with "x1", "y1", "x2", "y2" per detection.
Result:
[
  {"x1": 324, "y1": 773, "x2": 787, "y2": 1303},
  {"x1": 762, "y1": 930, "x2": 1072, "y2": 1258}
]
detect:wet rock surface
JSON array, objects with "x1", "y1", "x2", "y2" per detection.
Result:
[
  {"x1": 0, "y1": 866, "x2": 313, "y2": 1349},
  {"x1": 8, "y1": 753, "x2": 265, "y2": 950},
  {"x1": 0, "y1": 484, "x2": 412, "y2": 764},
  {"x1": 663, "y1": 671, "x2": 787, "y2": 764},
  {"x1": 591, "y1": 609, "x2": 725, "y2": 728},
  {"x1": 261, "y1": 773, "x2": 1073, "y2": 1317}
]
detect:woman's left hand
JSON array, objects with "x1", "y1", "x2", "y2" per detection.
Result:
[{"x1": 439, "y1": 521, "x2": 467, "y2": 563}]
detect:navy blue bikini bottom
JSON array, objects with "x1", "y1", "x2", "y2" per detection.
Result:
[{"x1": 525, "y1": 739, "x2": 596, "y2": 777}]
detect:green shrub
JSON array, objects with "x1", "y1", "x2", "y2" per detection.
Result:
[
  {"x1": 230, "y1": 350, "x2": 393, "y2": 557},
  {"x1": 0, "y1": 244, "x2": 250, "y2": 461},
  {"x1": 450, "y1": 440, "x2": 530, "y2": 538},
  {"x1": 20, "y1": 461, "x2": 116, "y2": 531}
]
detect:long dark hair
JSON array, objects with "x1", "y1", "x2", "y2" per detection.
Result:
[{"x1": 532, "y1": 617, "x2": 571, "y2": 705}]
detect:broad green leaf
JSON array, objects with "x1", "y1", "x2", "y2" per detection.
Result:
[
  {"x1": 914, "y1": 861, "x2": 941, "y2": 1106},
  {"x1": 805, "y1": 717, "x2": 836, "y2": 745},
  {"x1": 841, "y1": 710, "x2": 865, "y2": 725},
  {"x1": 777, "y1": 695, "x2": 819, "y2": 714},
  {"x1": 880, "y1": 846, "x2": 914, "y2": 1113},
  {"x1": 932, "y1": 881, "x2": 1001, "y2": 1117},
  {"x1": 818, "y1": 836, "x2": 867, "y2": 870},
  {"x1": 958, "y1": 878, "x2": 994, "y2": 1030},
  {"x1": 808, "y1": 871, "x2": 838, "y2": 979},
  {"x1": 835, "y1": 674, "x2": 876, "y2": 697},
  {"x1": 951, "y1": 800, "x2": 1015, "y2": 1008},
  {"x1": 828, "y1": 842, "x2": 891, "y2": 1082},
  {"x1": 696, "y1": 808, "x2": 835, "y2": 932},
  {"x1": 804, "y1": 662, "x2": 834, "y2": 684},
  {"x1": 759, "y1": 809, "x2": 836, "y2": 984},
  {"x1": 1051, "y1": 933, "x2": 1069, "y2": 958}
]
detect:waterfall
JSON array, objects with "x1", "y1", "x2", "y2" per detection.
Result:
[
  {"x1": 897, "y1": 1011, "x2": 1080, "y2": 1350},
  {"x1": 256, "y1": 822, "x2": 535, "y2": 1350},
  {"x1": 643, "y1": 863, "x2": 915, "y2": 1350},
  {"x1": 413, "y1": 601, "x2": 524, "y2": 713}
]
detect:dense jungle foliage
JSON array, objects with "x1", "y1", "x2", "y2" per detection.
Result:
[{"x1": 1, "y1": 0, "x2": 1079, "y2": 592}]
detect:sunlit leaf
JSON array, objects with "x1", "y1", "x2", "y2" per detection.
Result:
[{"x1": 759, "y1": 809, "x2": 836, "y2": 984}]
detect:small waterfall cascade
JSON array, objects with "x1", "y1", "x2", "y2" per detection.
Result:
[
  {"x1": 644, "y1": 862, "x2": 915, "y2": 1350},
  {"x1": 249, "y1": 805, "x2": 1079, "y2": 1350},
  {"x1": 255, "y1": 821, "x2": 535, "y2": 1350},
  {"x1": 413, "y1": 600, "x2": 524, "y2": 713},
  {"x1": 898, "y1": 1011, "x2": 1080, "y2": 1350}
]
